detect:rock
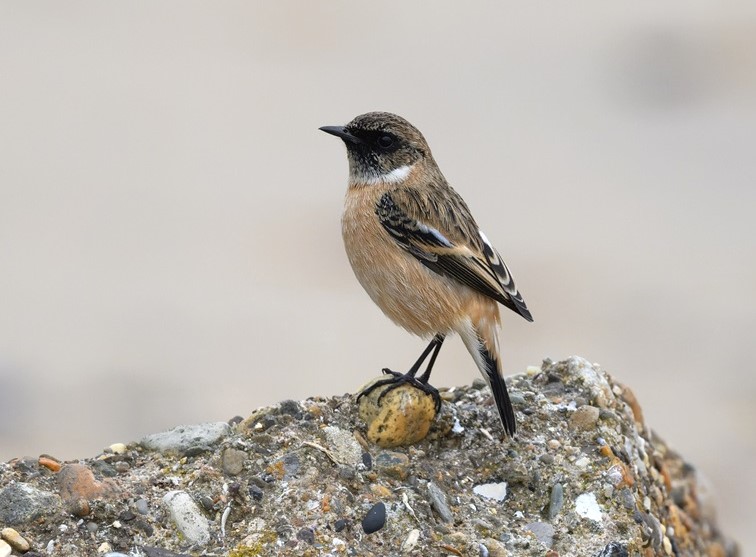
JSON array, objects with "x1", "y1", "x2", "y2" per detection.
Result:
[
  {"x1": 548, "y1": 483, "x2": 564, "y2": 518},
  {"x1": 524, "y1": 521, "x2": 555, "y2": 547},
  {"x1": 473, "y1": 482, "x2": 508, "y2": 502},
  {"x1": 427, "y1": 481, "x2": 453, "y2": 523},
  {"x1": 0, "y1": 482, "x2": 60, "y2": 525},
  {"x1": 575, "y1": 492, "x2": 603, "y2": 522},
  {"x1": 401, "y1": 529, "x2": 420, "y2": 553},
  {"x1": 361, "y1": 502, "x2": 386, "y2": 534},
  {"x1": 373, "y1": 451, "x2": 410, "y2": 480},
  {"x1": 296, "y1": 527, "x2": 315, "y2": 544},
  {"x1": 357, "y1": 377, "x2": 437, "y2": 447},
  {"x1": 1, "y1": 528, "x2": 30, "y2": 552},
  {"x1": 108, "y1": 443, "x2": 128, "y2": 455},
  {"x1": 221, "y1": 447, "x2": 247, "y2": 475},
  {"x1": 162, "y1": 491, "x2": 211, "y2": 546},
  {"x1": 140, "y1": 422, "x2": 231, "y2": 454},
  {"x1": 0, "y1": 357, "x2": 740, "y2": 556},
  {"x1": 0, "y1": 540, "x2": 10, "y2": 557},
  {"x1": 38, "y1": 455, "x2": 61, "y2": 472},
  {"x1": 322, "y1": 426, "x2": 363, "y2": 466},
  {"x1": 570, "y1": 405, "x2": 600, "y2": 430},
  {"x1": 57, "y1": 464, "x2": 120, "y2": 507}
]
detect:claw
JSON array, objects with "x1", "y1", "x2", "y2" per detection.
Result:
[{"x1": 357, "y1": 369, "x2": 442, "y2": 414}]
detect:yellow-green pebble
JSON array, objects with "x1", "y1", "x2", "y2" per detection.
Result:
[{"x1": 357, "y1": 377, "x2": 437, "y2": 447}]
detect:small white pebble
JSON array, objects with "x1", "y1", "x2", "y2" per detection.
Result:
[
  {"x1": 547, "y1": 439, "x2": 561, "y2": 450},
  {"x1": 473, "y1": 482, "x2": 508, "y2": 502},
  {"x1": 401, "y1": 529, "x2": 420, "y2": 553},
  {"x1": 0, "y1": 540, "x2": 11, "y2": 557},
  {"x1": 97, "y1": 542, "x2": 112, "y2": 554},
  {"x1": 109, "y1": 443, "x2": 128, "y2": 454},
  {"x1": 575, "y1": 456, "x2": 590, "y2": 468},
  {"x1": 452, "y1": 418, "x2": 464, "y2": 434},
  {"x1": 575, "y1": 492, "x2": 603, "y2": 522}
]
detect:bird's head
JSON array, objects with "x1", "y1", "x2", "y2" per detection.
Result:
[{"x1": 320, "y1": 112, "x2": 432, "y2": 185}]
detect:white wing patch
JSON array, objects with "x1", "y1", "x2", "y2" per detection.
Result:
[{"x1": 418, "y1": 222, "x2": 453, "y2": 247}]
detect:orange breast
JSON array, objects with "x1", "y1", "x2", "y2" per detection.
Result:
[{"x1": 341, "y1": 184, "x2": 496, "y2": 337}]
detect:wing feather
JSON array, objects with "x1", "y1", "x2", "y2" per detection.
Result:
[{"x1": 375, "y1": 189, "x2": 533, "y2": 321}]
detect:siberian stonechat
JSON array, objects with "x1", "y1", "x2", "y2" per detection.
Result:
[{"x1": 320, "y1": 112, "x2": 532, "y2": 436}]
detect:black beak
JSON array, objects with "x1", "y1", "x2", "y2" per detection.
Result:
[{"x1": 319, "y1": 125, "x2": 362, "y2": 145}]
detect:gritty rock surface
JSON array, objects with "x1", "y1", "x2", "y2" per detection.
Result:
[
  {"x1": 139, "y1": 422, "x2": 231, "y2": 454},
  {"x1": 0, "y1": 357, "x2": 740, "y2": 556}
]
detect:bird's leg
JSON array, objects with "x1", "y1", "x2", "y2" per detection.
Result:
[{"x1": 357, "y1": 334, "x2": 446, "y2": 412}]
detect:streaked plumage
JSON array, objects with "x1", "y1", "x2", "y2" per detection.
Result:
[{"x1": 321, "y1": 112, "x2": 532, "y2": 436}]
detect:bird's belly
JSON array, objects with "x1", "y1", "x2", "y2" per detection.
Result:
[{"x1": 342, "y1": 199, "x2": 467, "y2": 336}]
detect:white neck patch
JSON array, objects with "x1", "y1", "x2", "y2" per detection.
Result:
[{"x1": 353, "y1": 164, "x2": 413, "y2": 186}]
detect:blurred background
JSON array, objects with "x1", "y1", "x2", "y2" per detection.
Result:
[{"x1": 1, "y1": 1, "x2": 754, "y2": 550}]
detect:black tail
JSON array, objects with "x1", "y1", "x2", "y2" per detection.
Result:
[{"x1": 479, "y1": 344, "x2": 516, "y2": 436}]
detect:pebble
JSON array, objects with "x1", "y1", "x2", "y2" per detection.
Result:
[
  {"x1": 109, "y1": 443, "x2": 128, "y2": 455},
  {"x1": 140, "y1": 422, "x2": 231, "y2": 455},
  {"x1": 114, "y1": 461, "x2": 130, "y2": 473},
  {"x1": 0, "y1": 482, "x2": 60, "y2": 524},
  {"x1": 374, "y1": 451, "x2": 411, "y2": 480},
  {"x1": 401, "y1": 529, "x2": 420, "y2": 553},
  {"x1": 570, "y1": 405, "x2": 600, "y2": 430},
  {"x1": 162, "y1": 491, "x2": 211, "y2": 545},
  {"x1": 427, "y1": 481, "x2": 453, "y2": 523},
  {"x1": 548, "y1": 483, "x2": 564, "y2": 519},
  {"x1": 38, "y1": 456, "x2": 61, "y2": 472},
  {"x1": 539, "y1": 453, "x2": 555, "y2": 464},
  {"x1": 473, "y1": 482, "x2": 508, "y2": 502},
  {"x1": 296, "y1": 527, "x2": 315, "y2": 544},
  {"x1": 0, "y1": 540, "x2": 10, "y2": 557},
  {"x1": 481, "y1": 538, "x2": 508, "y2": 556},
  {"x1": 334, "y1": 519, "x2": 348, "y2": 532},
  {"x1": 322, "y1": 426, "x2": 363, "y2": 466},
  {"x1": 357, "y1": 378, "x2": 437, "y2": 447},
  {"x1": 278, "y1": 399, "x2": 302, "y2": 417},
  {"x1": 1, "y1": 528, "x2": 30, "y2": 552},
  {"x1": 57, "y1": 463, "x2": 119, "y2": 505},
  {"x1": 575, "y1": 492, "x2": 603, "y2": 522},
  {"x1": 524, "y1": 522, "x2": 555, "y2": 547},
  {"x1": 595, "y1": 542, "x2": 629, "y2": 557},
  {"x1": 97, "y1": 542, "x2": 112, "y2": 554},
  {"x1": 135, "y1": 498, "x2": 150, "y2": 514},
  {"x1": 361, "y1": 502, "x2": 386, "y2": 534},
  {"x1": 222, "y1": 448, "x2": 247, "y2": 475},
  {"x1": 248, "y1": 485, "x2": 264, "y2": 501}
]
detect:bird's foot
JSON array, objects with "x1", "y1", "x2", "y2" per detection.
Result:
[{"x1": 357, "y1": 368, "x2": 442, "y2": 413}]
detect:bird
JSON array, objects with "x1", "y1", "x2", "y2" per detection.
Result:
[{"x1": 320, "y1": 112, "x2": 532, "y2": 436}]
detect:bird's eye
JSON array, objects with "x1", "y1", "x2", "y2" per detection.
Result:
[{"x1": 377, "y1": 135, "x2": 394, "y2": 149}]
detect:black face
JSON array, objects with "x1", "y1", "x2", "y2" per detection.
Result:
[
  {"x1": 341, "y1": 126, "x2": 422, "y2": 179},
  {"x1": 345, "y1": 128, "x2": 400, "y2": 154}
]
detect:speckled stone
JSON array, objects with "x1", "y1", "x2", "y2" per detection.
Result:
[
  {"x1": 357, "y1": 377, "x2": 437, "y2": 447},
  {"x1": 323, "y1": 426, "x2": 363, "y2": 466},
  {"x1": 570, "y1": 405, "x2": 600, "y2": 430},
  {"x1": 57, "y1": 463, "x2": 120, "y2": 506},
  {"x1": 162, "y1": 491, "x2": 210, "y2": 546},
  {"x1": 0, "y1": 482, "x2": 60, "y2": 525},
  {"x1": 427, "y1": 481, "x2": 453, "y2": 523},
  {"x1": 1, "y1": 527, "x2": 30, "y2": 552},
  {"x1": 374, "y1": 451, "x2": 411, "y2": 480},
  {"x1": 140, "y1": 422, "x2": 231, "y2": 454},
  {"x1": 221, "y1": 448, "x2": 247, "y2": 475}
]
